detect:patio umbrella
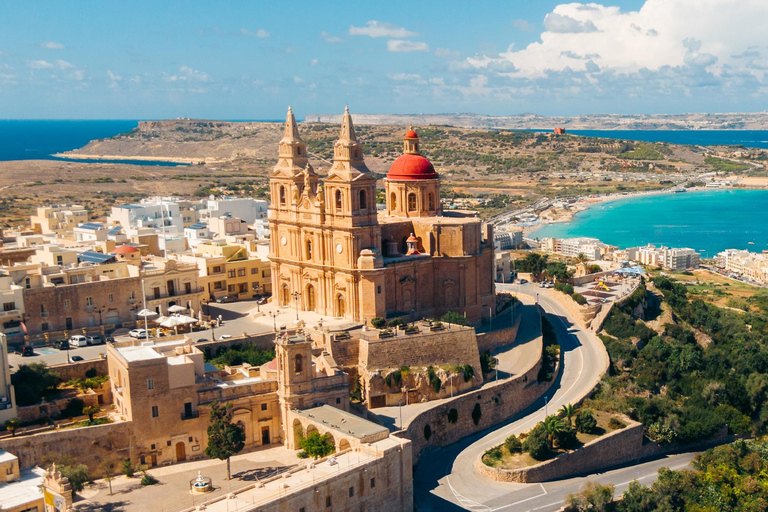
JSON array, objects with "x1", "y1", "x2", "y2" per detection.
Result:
[
  {"x1": 175, "y1": 315, "x2": 198, "y2": 325},
  {"x1": 136, "y1": 309, "x2": 158, "y2": 318},
  {"x1": 167, "y1": 304, "x2": 187, "y2": 313},
  {"x1": 160, "y1": 315, "x2": 185, "y2": 335}
]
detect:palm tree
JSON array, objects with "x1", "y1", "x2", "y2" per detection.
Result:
[
  {"x1": 543, "y1": 415, "x2": 569, "y2": 450},
  {"x1": 559, "y1": 403, "x2": 577, "y2": 426},
  {"x1": 576, "y1": 253, "x2": 590, "y2": 276}
]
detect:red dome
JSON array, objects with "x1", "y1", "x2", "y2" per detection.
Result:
[
  {"x1": 112, "y1": 245, "x2": 139, "y2": 255},
  {"x1": 404, "y1": 129, "x2": 418, "y2": 139},
  {"x1": 387, "y1": 153, "x2": 438, "y2": 180}
]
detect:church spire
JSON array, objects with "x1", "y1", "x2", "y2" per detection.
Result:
[
  {"x1": 274, "y1": 105, "x2": 308, "y2": 176},
  {"x1": 329, "y1": 106, "x2": 369, "y2": 179}
]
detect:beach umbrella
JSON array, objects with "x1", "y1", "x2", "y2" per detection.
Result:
[
  {"x1": 160, "y1": 316, "x2": 185, "y2": 328},
  {"x1": 175, "y1": 315, "x2": 198, "y2": 325},
  {"x1": 154, "y1": 315, "x2": 169, "y2": 324},
  {"x1": 137, "y1": 309, "x2": 158, "y2": 318},
  {"x1": 167, "y1": 304, "x2": 187, "y2": 313}
]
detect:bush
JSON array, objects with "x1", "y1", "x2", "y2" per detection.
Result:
[
  {"x1": 555, "y1": 282, "x2": 575, "y2": 295},
  {"x1": 58, "y1": 463, "x2": 90, "y2": 492},
  {"x1": 299, "y1": 432, "x2": 335, "y2": 459},
  {"x1": 427, "y1": 366, "x2": 442, "y2": 393},
  {"x1": 484, "y1": 446, "x2": 503, "y2": 464},
  {"x1": 140, "y1": 472, "x2": 159, "y2": 486},
  {"x1": 11, "y1": 363, "x2": 61, "y2": 406},
  {"x1": 447, "y1": 408, "x2": 458, "y2": 424},
  {"x1": 297, "y1": 450, "x2": 308, "y2": 459},
  {"x1": 64, "y1": 398, "x2": 85, "y2": 418},
  {"x1": 524, "y1": 424, "x2": 550, "y2": 461},
  {"x1": 504, "y1": 434, "x2": 522, "y2": 454},
  {"x1": 370, "y1": 317, "x2": 386, "y2": 329},
  {"x1": 608, "y1": 417, "x2": 627, "y2": 430},
  {"x1": 572, "y1": 293, "x2": 588, "y2": 305},
  {"x1": 575, "y1": 410, "x2": 598, "y2": 434},
  {"x1": 556, "y1": 426, "x2": 579, "y2": 449},
  {"x1": 387, "y1": 318, "x2": 405, "y2": 328},
  {"x1": 461, "y1": 364, "x2": 475, "y2": 382},
  {"x1": 472, "y1": 403, "x2": 482, "y2": 426},
  {"x1": 441, "y1": 311, "x2": 469, "y2": 326},
  {"x1": 480, "y1": 351, "x2": 497, "y2": 374},
  {"x1": 122, "y1": 459, "x2": 135, "y2": 478}
]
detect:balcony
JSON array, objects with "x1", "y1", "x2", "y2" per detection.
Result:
[{"x1": 181, "y1": 411, "x2": 200, "y2": 421}]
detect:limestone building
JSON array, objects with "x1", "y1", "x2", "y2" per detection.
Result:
[{"x1": 268, "y1": 108, "x2": 495, "y2": 325}]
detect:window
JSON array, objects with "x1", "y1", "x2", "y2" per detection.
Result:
[
  {"x1": 359, "y1": 189, "x2": 367, "y2": 210},
  {"x1": 129, "y1": 291, "x2": 136, "y2": 300},
  {"x1": 335, "y1": 190, "x2": 342, "y2": 210},
  {"x1": 305, "y1": 239, "x2": 312, "y2": 260},
  {"x1": 238, "y1": 283, "x2": 248, "y2": 293},
  {"x1": 2, "y1": 302, "x2": 14, "y2": 311},
  {"x1": 185, "y1": 282, "x2": 191, "y2": 294},
  {"x1": 214, "y1": 281, "x2": 224, "y2": 290},
  {"x1": 56, "y1": 255, "x2": 63, "y2": 265},
  {"x1": 371, "y1": 477, "x2": 376, "y2": 489},
  {"x1": 189, "y1": 436, "x2": 193, "y2": 442},
  {"x1": 279, "y1": 185, "x2": 286, "y2": 205},
  {"x1": 428, "y1": 192, "x2": 435, "y2": 210},
  {"x1": 151, "y1": 444, "x2": 156, "y2": 450},
  {"x1": 152, "y1": 406, "x2": 159, "y2": 418},
  {"x1": 294, "y1": 354, "x2": 303, "y2": 374},
  {"x1": 167, "y1": 440, "x2": 171, "y2": 447},
  {"x1": 251, "y1": 268, "x2": 258, "y2": 274},
  {"x1": 153, "y1": 287, "x2": 161, "y2": 299},
  {"x1": 41, "y1": 323, "x2": 49, "y2": 332},
  {"x1": 147, "y1": 379, "x2": 154, "y2": 390},
  {"x1": 64, "y1": 299, "x2": 70, "y2": 309},
  {"x1": 40, "y1": 304, "x2": 45, "y2": 314},
  {"x1": 390, "y1": 192, "x2": 397, "y2": 210},
  {"x1": 85, "y1": 297, "x2": 93, "y2": 306},
  {"x1": 237, "y1": 268, "x2": 246, "y2": 277},
  {"x1": 262, "y1": 270, "x2": 268, "y2": 278},
  {"x1": 261, "y1": 403, "x2": 268, "y2": 411},
  {"x1": 228, "y1": 269, "x2": 236, "y2": 278},
  {"x1": 252, "y1": 282, "x2": 260, "y2": 290},
  {"x1": 377, "y1": 286, "x2": 382, "y2": 294},
  {"x1": 109, "y1": 294, "x2": 114, "y2": 303},
  {"x1": 349, "y1": 487, "x2": 355, "y2": 498},
  {"x1": 407, "y1": 193, "x2": 417, "y2": 211},
  {"x1": 212, "y1": 265, "x2": 222, "y2": 273},
  {"x1": 228, "y1": 285, "x2": 236, "y2": 292},
  {"x1": 25, "y1": 278, "x2": 30, "y2": 289},
  {"x1": 326, "y1": 496, "x2": 332, "y2": 508},
  {"x1": 336, "y1": 397, "x2": 341, "y2": 404}
]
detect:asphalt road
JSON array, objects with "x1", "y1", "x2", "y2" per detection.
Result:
[{"x1": 412, "y1": 283, "x2": 674, "y2": 511}]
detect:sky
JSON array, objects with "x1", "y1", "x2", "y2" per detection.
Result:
[{"x1": 1, "y1": 0, "x2": 767, "y2": 120}]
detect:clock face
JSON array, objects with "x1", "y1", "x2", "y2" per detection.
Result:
[
  {"x1": 336, "y1": 243, "x2": 343, "y2": 254},
  {"x1": 280, "y1": 236, "x2": 287, "y2": 246}
]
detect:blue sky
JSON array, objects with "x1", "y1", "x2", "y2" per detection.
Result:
[{"x1": 1, "y1": 0, "x2": 765, "y2": 119}]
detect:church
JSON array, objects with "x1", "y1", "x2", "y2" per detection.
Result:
[{"x1": 268, "y1": 107, "x2": 495, "y2": 325}]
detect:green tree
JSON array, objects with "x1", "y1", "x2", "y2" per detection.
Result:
[
  {"x1": 370, "y1": 317, "x2": 386, "y2": 329},
  {"x1": 205, "y1": 401, "x2": 246, "y2": 480},
  {"x1": 524, "y1": 423, "x2": 550, "y2": 460},
  {"x1": 122, "y1": 458, "x2": 135, "y2": 478},
  {"x1": 575, "y1": 410, "x2": 597, "y2": 434},
  {"x1": 504, "y1": 434, "x2": 522, "y2": 454},
  {"x1": 518, "y1": 253, "x2": 549, "y2": 281},
  {"x1": 100, "y1": 459, "x2": 117, "y2": 496},
  {"x1": 440, "y1": 311, "x2": 469, "y2": 326},
  {"x1": 11, "y1": 363, "x2": 61, "y2": 406},
  {"x1": 83, "y1": 405, "x2": 99, "y2": 422},
  {"x1": 543, "y1": 415, "x2": 569, "y2": 450},
  {"x1": 299, "y1": 431, "x2": 335, "y2": 459},
  {"x1": 559, "y1": 403, "x2": 577, "y2": 426},
  {"x1": 4, "y1": 417, "x2": 20, "y2": 437},
  {"x1": 480, "y1": 351, "x2": 497, "y2": 374},
  {"x1": 565, "y1": 481, "x2": 615, "y2": 511}
]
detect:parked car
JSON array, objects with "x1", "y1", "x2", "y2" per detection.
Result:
[
  {"x1": 68, "y1": 335, "x2": 88, "y2": 347},
  {"x1": 86, "y1": 335, "x2": 104, "y2": 345},
  {"x1": 219, "y1": 334, "x2": 233, "y2": 340},
  {"x1": 58, "y1": 340, "x2": 70, "y2": 350},
  {"x1": 215, "y1": 295, "x2": 238, "y2": 303},
  {"x1": 196, "y1": 338, "x2": 209, "y2": 343},
  {"x1": 69, "y1": 356, "x2": 84, "y2": 363},
  {"x1": 129, "y1": 328, "x2": 148, "y2": 338},
  {"x1": 20, "y1": 346, "x2": 34, "y2": 357}
]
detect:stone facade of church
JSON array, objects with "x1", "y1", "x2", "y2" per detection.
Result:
[{"x1": 268, "y1": 108, "x2": 495, "y2": 325}]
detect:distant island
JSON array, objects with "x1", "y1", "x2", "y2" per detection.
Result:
[{"x1": 306, "y1": 112, "x2": 768, "y2": 130}]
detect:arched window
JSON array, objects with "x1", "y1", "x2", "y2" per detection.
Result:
[
  {"x1": 335, "y1": 190, "x2": 343, "y2": 210},
  {"x1": 428, "y1": 192, "x2": 435, "y2": 210},
  {"x1": 306, "y1": 239, "x2": 312, "y2": 260},
  {"x1": 336, "y1": 294, "x2": 346, "y2": 317},
  {"x1": 407, "y1": 193, "x2": 417, "y2": 212},
  {"x1": 306, "y1": 284, "x2": 316, "y2": 311},
  {"x1": 294, "y1": 354, "x2": 303, "y2": 374},
  {"x1": 279, "y1": 186, "x2": 286, "y2": 205},
  {"x1": 359, "y1": 189, "x2": 367, "y2": 210},
  {"x1": 390, "y1": 192, "x2": 397, "y2": 210}
]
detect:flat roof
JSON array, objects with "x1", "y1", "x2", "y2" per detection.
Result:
[
  {"x1": 118, "y1": 345, "x2": 164, "y2": 362},
  {"x1": 0, "y1": 467, "x2": 44, "y2": 510},
  {"x1": 0, "y1": 450, "x2": 17, "y2": 464},
  {"x1": 294, "y1": 405, "x2": 389, "y2": 440}
]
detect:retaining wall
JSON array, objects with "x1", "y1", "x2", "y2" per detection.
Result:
[{"x1": 477, "y1": 314, "x2": 521, "y2": 353}]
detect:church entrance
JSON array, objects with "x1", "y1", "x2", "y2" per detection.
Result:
[
  {"x1": 175, "y1": 442, "x2": 186, "y2": 462},
  {"x1": 305, "y1": 284, "x2": 316, "y2": 312},
  {"x1": 335, "y1": 294, "x2": 346, "y2": 317}
]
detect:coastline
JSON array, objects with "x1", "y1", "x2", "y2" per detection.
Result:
[{"x1": 51, "y1": 152, "x2": 218, "y2": 165}]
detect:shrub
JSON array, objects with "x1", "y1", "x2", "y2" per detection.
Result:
[
  {"x1": 480, "y1": 351, "x2": 497, "y2": 374},
  {"x1": 387, "y1": 318, "x2": 405, "y2": 328},
  {"x1": 572, "y1": 293, "x2": 588, "y2": 305},
  {"x1": 424, "y1": 424, "x2": 432, "y2": 441},
  {"x1": 64, "y1": 398, "x2": 85, "y2": 418},
  {"x1": 575, "y1": 410, "x2": 597, "y2": 434},
  {"x1": 472, "y1": 403, "x2": 482, "y2": 426},
  {"x1": 504, "y1": 434, "x2": 522, "y2": 454},
  {"x1": 440, "y1": 311, "x2": 469, "y2": 326},
  {"x1": 524, "y1": 424, "x2": 550, "y2": 461},
  {"x1": 140, "y1": 472, "x2": 159, "y2": 486},
  {"x1": 555, "y1": 282, "x2": 575, "y2": 295},
  {"x1": 427, "y1": 366, "x2": 442, "y2": 393},
  {"x1": 484, "y1": 446, "x2": 503, "y2": 464},
  {"x1": 370, "y1": 317, "x2": 386, "y2": 329},
  {"x1": 447, "y1": 408, "x2": 458, "y2": 424},
  {"x1": 556, "y1": 426, "x2": 579, "y2": 449},
  {"x1": 461, "y1": 364, "x2": 475, "y2": 382},
  {"x1": 122, "y1": 459, "x2": 135, "y2": 478},
  {"x1": 84, "y1": 368, "x2": 98, "y2": 379},
  {"x1": 299, "y1": 432, "x2": 335, "y2": 459},
  {"x1": 297, "y1": 450, "x2": 308, "y2": 459},
  {"x1": 58, "y1": 463, "x2": 89, "y2": 492},
  {"x1": 608, "y1": 417, "x2": 627, "y2": 430}
]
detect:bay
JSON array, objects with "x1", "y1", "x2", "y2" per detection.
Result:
[
  {"x1": 531, "y1": 189, "x2": 768, "y2": 256},
  {"x1": 567, "y1": 129, "x2": 768, "y2": 149}
]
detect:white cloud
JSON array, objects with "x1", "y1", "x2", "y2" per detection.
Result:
[
  {"x1": 165, "y1": 66, "x2": 209, "y2": 82},
  {"x1": 56, "y1": 59, "x2": 74, "y2": 70},
  {"x1": 240, "y1": 28, "x2": 270, "y2": 38},
  {"x1": 27, "y1": 60, "x2": 53, "y2": 69},
  {"x1": 512, "y1": 19, "x2": 534, "y2": 32},
  {"x1": 350, "y1": 21, "x2": 419, "y2": 38},
  {"x1": 389, "y1": 73, "x2": 424, "y2": 82},
  {"x1": 387, "y1": 40, "x2": 429, "y2": 53},
  {"x1": 310, "y1": 58, "x2": 319, "y2": 66},
  {"x1": 107, "y1": 70, "x2": 121, "y2": 82},
  {"x1": 320, "y1": 31, "x2": 344, "y2": 43},
  {"x1": 468, "y1": 0, "x2": 768, "y2": 80},
  {"x1": 41, "y1": 41, "x2": 64, "y2": 50}
]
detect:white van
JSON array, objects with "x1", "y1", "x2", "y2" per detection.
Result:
[{"x1": 69, "y1": 335, "x2": 88, "y2": 347}]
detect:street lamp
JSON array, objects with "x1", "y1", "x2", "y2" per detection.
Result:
[
  {"x1": 255, "y1": 285, "x2": 262, "y2": 312},
  {"x1": 210, "y1": 318, "x2": 216, "y2": 341},
  {"x1": 291, "y1": 291, "x2": 301, "y2": 321},
  {"x1": 397, "y1": 399, "x2": 403, "y2": 429},
  {"x1": 268, "y1": 311, "x2": 278, "y2": 332}
]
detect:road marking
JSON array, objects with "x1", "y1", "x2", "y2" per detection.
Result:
[
  {"x1": 446, "y1": 477, "x2": 490, "y2": 511},
  {"x1": 488, "y1": 488, "x2": 548, "y2": 511}
]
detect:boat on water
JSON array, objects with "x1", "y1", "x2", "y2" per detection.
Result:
[
  {"x1": 748, "y1": 241, "x2": 756, "y2": 245},
  {"x1": 674, "y1": 189, "x2": 686, "y2": 193}
]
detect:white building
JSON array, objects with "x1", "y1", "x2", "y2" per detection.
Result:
[
  {"x1": 540, "y1": 237, "x2": 614, "y2": 260},
  {"x1": 209, "y1": 214, "x2": 250, "y2": 237},
  {"x1": 107, "y1": 198, "x2": 184, "y2": 236},
  {"x1": 200, "y1": 197, "x2": 268, "y2": 224},
  {"x1": 494, "y1": 230, "x2": 523, "y2": 251},
  {"x1": 716, "y1": 249, "x2": 768, "y2": 283},
  {"x1": 184, "y1": 222, "x2": 211, "y2": 248},
  {"x1": 635, "y1": 244, "x2": 700, "y2": 270}
]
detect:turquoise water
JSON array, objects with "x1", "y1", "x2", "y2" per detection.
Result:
[
  {"x1": 567, "y1": 130, "x2": 768, "y2": 149},
  {"x1": 532, "y1": 189, "x2": 768, "y2": 256}
]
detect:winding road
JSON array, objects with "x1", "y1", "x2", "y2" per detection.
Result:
[{"x1": 413, "y1": 283, "x2": 694, "y2": 511}]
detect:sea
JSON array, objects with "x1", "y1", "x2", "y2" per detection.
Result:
[
  {"x1": 532, "y1": 189, "x2": 768, "y2": 256},
  {"x1": 567, "y1": 129, "x2": 768, "y2": 149}
]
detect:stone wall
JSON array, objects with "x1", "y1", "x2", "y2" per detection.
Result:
[
  {"x1": 47, "y1": 358, "x2": 108, "y2": 381},
  {"x1": 0, "y1": 421, "x2": 135, "y2": 474},
  {"x1": 395, "y1": 344, "x2": 551, "y2": 464},
  {"x1": 196, "y1": 330, "x2": 288, "y2": 354},
  {"x1": 476, "y1": 315, "x2": 521, "y2": 353}
]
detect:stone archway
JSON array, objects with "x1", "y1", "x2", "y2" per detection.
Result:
[
  {"x1": 338, "y1": 439, "x2": 351, "y2": 452},
  {"x1": 293, "y1": 419, "x2": 303, "y2": 447},
  {"x1": 335, "y1": 294, "x2": 346, "y2": 318},
  {"x1": 282, "y1": 284, "x2": 290, "y2": 306},
  {"x1": 305, "y1": 284, "x2": 316, "y2": 312}
]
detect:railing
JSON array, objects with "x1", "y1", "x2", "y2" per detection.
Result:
[{"x1": 181, "y1": 411, "x2": 200, "y2": 420}]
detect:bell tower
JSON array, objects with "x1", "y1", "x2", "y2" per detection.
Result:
[
  {"x1": 276, "y1": 333, "x2": 314, "y2": 448},
  {"x1": 270, "y1": 107, "x2": 309, "y2": 215}
]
